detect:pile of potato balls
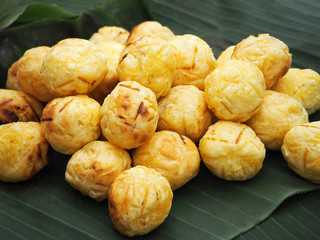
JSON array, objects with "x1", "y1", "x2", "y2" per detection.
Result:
[{"x1": 1, "y1": 20, "x2": 320, "y2": 236}]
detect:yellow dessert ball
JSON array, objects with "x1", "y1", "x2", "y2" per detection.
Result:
[
  {"x1": 127, "y1": 21, "x2": 174, "y2": 44},
  {"x1": 216, "y1": 45, "x2": 235, "y2": 67},
  {"x1": 0, "y1": 122, "x2": 50, "y2": 182},
  {"x1": 232, "y1": 34, "x2": 292, "y2": 89},
  {"x1": 108, "y1": 165, "x2": 173, "y2": 237},
  {"x1": 41, "y1": 95, "x2": 101, "y2": 155},
  {"x1": 6, "y1": 60, "x2": 22, "y2": 91},
  {"x1": 41, "y1": 38, "x2": 108, "y2": 97},
  {"x1": 246, "y1": 90, "x2": 309, "y2": 151},
  {"x1": 157, "y1": 85, "x2": 213, "y2": 142},
  {"x1": 0, "y1": 89, "x2": 43, "y2": 124},
  {"x1": 100, "y1": 81, "x2": 158, "y2": 149},
  {"x1": 88, "y1": 41, "x2": 125, "y2": 103},
  {"x1": 282, "y1": 121, "x2": 320, "y2": 183},
  {"x1": 65, "y1": 141, "x2": 132, "y2": 201},
  {"x1": 169, "y1": 34, "x2": 216, "y2": 90},
  {"x1": 199, "y1": 120, "x2": 266, "y2": 181},
  {"x1": 272, "y1": 68, "x2": 320, "y2": 114},
  {"x1": 133, "y1": 131, "x2": 200, "y2": 190},
  {"x1": 117, "y1": 36, "x2": 175, "y2": 98},
  {"x1": 17, "y1": 46, "x2": 55, "y2": 102},
  {"x1": 89, "y1": 26, "x2": 129, "y2": 45},
  {"x1": 205, "y1": 59, "x2": 265, "y2": 122}
]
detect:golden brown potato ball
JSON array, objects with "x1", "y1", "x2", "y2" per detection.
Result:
[
  {"x1": 65, "y1": 141, "x2": 132, "y2": 201},
  {"x1": 108, "y1": 165, "x2": 173, "y2": 237},
  {"x1": 205, "y1": 59, "x2": 265, "y2": 122},
  {"x1": 117, "y1": 36, "x2": 175, "y2": 98},
  {"x1": 199, "y1": 120, "x2": 265, "y2": 181},
  {"x1": 127, "y1": 21, "x2": 174, "y2": 44},
  {"x1": 216, "y1": 45, "x2": 235, "y2": 67},
  {"x1": 246, "y1": 90, "x2": 309, "y2": 151},
  {"x1": 0, "y1": 89, "x2": 43, "y2": 124},
  {"x1": 157, "y1": 85, "x2": 213, "y2": 142},
  {"x1": 41, "y1": 38, "x2": 108, "y2": 97},
  {"x1": 169, "y1": 34, "x2": 216, "y2": 90},
  {"x1": 133, "y1": 131, "x2": 200, "y2": 190},
  {"x1": 89, "y1": 26, "x2": 129, "y2": 45},
  {"x1": 232, "y1": 33, "x2": 292, "y2": 89},
  {"x1": 16, "y1": 46, "x2": 55, "y2": 102},
  {"x1": 0, "y1": 122, "x2": 50, "y2": 182},
  {"x1": 89, "y1": 41, "x2": 125, "y2": 103},
  {"x1": 282, "y1": 121, "x2": 320, "y2": 183},
  {"x1": 6, "y1": 60, "x2": 22, "y2": 91},
  {"x1": 41, "y1": 95, "x2": 101, "y2": 155},
  {"x1": 100, "y1": 81, "x2": 158, "y2": 149},
  {"x1": 271, "y1": 68, "x2": 320, "y2": 115}
]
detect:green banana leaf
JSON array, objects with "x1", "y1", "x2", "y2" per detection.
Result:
[{"x1": 1, "y1": 0, "x2": 320, "y2": 239}]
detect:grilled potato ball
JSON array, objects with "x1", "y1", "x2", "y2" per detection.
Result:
[
  {"x1": 282, "y1": 121, "x2": 320, "y2": 183},
  {"x1": 169, "y1": 34, "x2": 216, "y2": 90},
  {"x1": 89, "y1": 26, "x2": 129, "y2": 45},
  {"x1": 16, "y1": 46, "x2": 55, "y2": 102},
  {"x1": 117, "y1": 37, "x2": 175, "y2": 98},
  {"x1": 0, "y1": 122, "x2": 50, "y2": 182},
  {"x1": 41, "y1": 38, "x2": 108, "y2": 97},
  {"x1": 232, "y1": 33, "x2": 292, "y2": 89},
  {"x1": 199, "y1": 120, "x2": 265, "y2": 181},
  {"x1": 0, "y1": 89, "x2": 43, "y2": 124},
  {"x1": 100, "y1": 81, "x2": 158, "y2": 149},
  {"x1": 65, "y1": 141, "x2": 132, "y2": 201},
  {"x1": 127, "y1": 21, "x2": 174, "y2": 44},
  {"x1": 108, "y1": 166, "x2": 173, "y2": 237},
  {"x1": 133, "y1": 131, "x2": 200, "y2": 190},
  {"x1": 246, "y1": 90, "x2": 309, "y2": 151},
  {"x1": 41, "y1": 95, "x2": 101, "y2": 155},
  {"x1": 157, "y1": 85, "x2": 213, "y2": 142},
  {"x1": 89, "y1": 41, "x2": 125, "y2": 103},
  {"x1": 205, "y1": 59, "x2": 265, "y2": 122},
  {"x1": 272, "y1": 68, "x2": 320, "y2": 114}
]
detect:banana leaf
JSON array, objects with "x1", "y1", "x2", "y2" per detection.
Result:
[{"x1": 0, "y1": 0, "x2": 320, "y2": 239}]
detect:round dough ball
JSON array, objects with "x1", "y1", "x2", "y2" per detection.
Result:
[
  {"x1": 65, "y1": 141, "x2": 132, "y2": 201},
  {"x1": 17, "y1": 46, "x2": 55, "y2": 102},
  {"x1": 6, "y1": 60, "x2": 22, "y2": 91},
  {"x1": 0, "y1": 122, "x2": 50, "y2": 182},
  {"x1": 133, "y1": 131, "x2": 200, "y2": 190},
  {"x1": 89, "y1": 41, "x2": 125, "y2": 103},
  {"x1": 232, "y1": 34, "x2": 292, "y2": 89},
  {"x1": 271, "y1": 68, "x2": 320, "y2": 115},
  {"x1": 205, "y1": 59, "x2": 266, "y2": 122},
  {"x1": 89, "y1": 26, "x2": 129, "y2": 45},
  {"x1": 108, "y1": 165, "x2": 173, "y2": 237},
  {"x1": 0, "y1": 89, "x2": 43, "y2": 124},
  {"x1": 246, "y1": 90, "x2": 309, "y2": 151},
  {"x1": 41, "y1": 95, "x2": 101, "y2": 155},
  {"x1": 199, "y1": 120, "x2": 265, "y2": 181},
  {"x1": 100, "y1": 81, "x2": 158, "y2": 149},
  {"x1": 117, "y1": 37, "x2": 175, "y2": 98},
  {"x1": 216, "y1": 45, "x2": 235, "y2": 67},
  {"x1": 282, "y1": 121, "x2": 320, "y2": 183},
  {"x1": 158, "y1": 85, "x2": 213, "y2": 142},
  {"x1": 41, "y1": 38, "x2": 108, "y2": 97},
  {"x1": 127, "y1": 21, "x2": 174, "y2": 44},
  {"x1": 169, "y1": 34, "x2": 216, "y2": 90}
]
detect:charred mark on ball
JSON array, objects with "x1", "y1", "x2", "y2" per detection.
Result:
[
  {"x1": 119, "y1": 53, "x2": 128, "y2": 63},
  {"x1": 135, "y1": 102, "x2": 148, "y2": 119},
  {"x1": 178, "y1": 133, "x2": 186, "y2": 144},
  {"x1": 59, "y1": 99, "x2": 74, "y2": 113},
  {"x1": 235, "y1": 128, "x2": 245, "y2": 144},
  {"x1": 119, "y1": 84, "x2": 140, "y2": 91}
]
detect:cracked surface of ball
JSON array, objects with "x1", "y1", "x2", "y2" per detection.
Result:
[
  {"x1": 0, "y1": 122, "x2": 50, "y2": 182},
  {"x1": 41, "y1": 38, "x2": 108, "y2": 97},
  {"x1": 41, "y1": 95, "x2": 101, "y2": 155},
  {"x1": 199, "y1": 120, "x2": 265, "y2": 181},
  {"x1": 65, "y1": 141, "x2": 132, "y2": 201},
  {"x1": 108, "y1": 166, "x2": 173, "y2": 237},
  {"x1": 100, "y1": 81, "x2": 158, "y2": 149}
]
